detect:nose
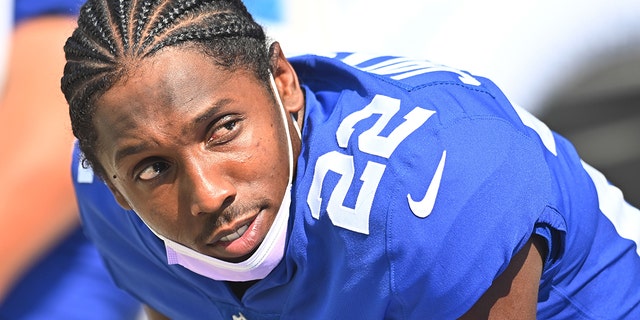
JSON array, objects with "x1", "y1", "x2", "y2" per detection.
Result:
[{"x1": 182, "y1": 157, "x2": 236, "y2": 217}]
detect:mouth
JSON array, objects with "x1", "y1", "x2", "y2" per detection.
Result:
[
  {"x1": 218, "y1": 224, "x2": 249, "y2": 242},
  {"x1": 206, "y1": 213, "x2": 260, "y2": 246},
  {"x1": 201, "y1": 205, "x2": 275, "y2": 261}
]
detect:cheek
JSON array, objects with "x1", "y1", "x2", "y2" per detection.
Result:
[
  {"x1": 248, "y1": 140, "x2": 277, "y2": 175},
  {"x1": 240, "y1": 125, "x2": 290, "y2": 184},
  {"x1": 263, "y1": 126, "x2": 289, "y2": 169},
  {"x1": 252, "y1": 119, "x2": 284, "y2": 155},
  {"x1": 128, "y1": 192, "x2": 181, "y2": 236}
]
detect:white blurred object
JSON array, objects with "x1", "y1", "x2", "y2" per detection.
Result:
[
  {"x1": 0, "y1": 0, "x2": 13, "y2": 92},
  {"x1": 266, "y1": 0, "x2": 640, "y2": 113}
]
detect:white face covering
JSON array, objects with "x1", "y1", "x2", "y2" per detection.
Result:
[{"x1": 143, "y1": 72, "x2": 301, "y2": 282}]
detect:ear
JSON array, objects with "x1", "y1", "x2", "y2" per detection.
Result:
[
  {"x1": 269, "y1": 42, "x2": 304, "y2": 114},
  {"x1": 104, "y1": 178, "x2": 133, "y2": 211}
]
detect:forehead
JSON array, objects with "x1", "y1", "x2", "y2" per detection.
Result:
[
  {"x1": 92, "y1": 46, "x2": 271, "y2": 165},
  {"x1": 115, "y1": 47, "x2": 228, "y2": 101},
  {"x1": 97, "y1": 45, "x2": 265, "y2": 115}
]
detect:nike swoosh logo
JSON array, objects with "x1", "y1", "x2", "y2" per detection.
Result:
[{"x1": 407, "y1": 150, "x2": 446, "y2": 218}]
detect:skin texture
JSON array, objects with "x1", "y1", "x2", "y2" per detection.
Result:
[
  {"x1": 95, "y1": 43, "x2": 304, "y2": 262},
  {"x1": 0, "y1": 16, "x2": 78, "y2": 300},
  {"x1": 92, "y1": 42, "x2": 542, "y2": 318},
  {"x1": 143, "y1": 305, "x2": 170, "y2": 320}
]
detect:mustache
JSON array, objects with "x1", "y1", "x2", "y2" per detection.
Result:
[{"x1": 195, "y1": 198, "x2": 270, "y2": 243}]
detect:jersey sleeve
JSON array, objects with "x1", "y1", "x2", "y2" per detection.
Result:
[
  {"x1": 292, "y1": 54, "x2": 568, "y2": 318},
  {"x1": 382, "y1": 81, "x2": 561, "y2": 318}
]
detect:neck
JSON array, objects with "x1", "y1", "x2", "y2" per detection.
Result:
[{"x1": 226, "y1": 280, "x2": 258, "y2": 300}]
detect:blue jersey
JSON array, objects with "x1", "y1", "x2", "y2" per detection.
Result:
[{"x1": 73, "y1": 53, "x2": 640, "y2": 319}]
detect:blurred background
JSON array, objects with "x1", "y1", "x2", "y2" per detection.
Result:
[
  {"x1": 0, "y1": 0, "x2": 142, "y2": 319},
  {"x1": 1, "y1": 0, "x2": 638, "y2": 319}
]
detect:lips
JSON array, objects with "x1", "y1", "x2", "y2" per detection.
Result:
[
  {"x1": 219, "y1": 224, "x2": 249, "y2": 242},
  {"x1": 207, "y1": 212, "x2": 261, "y2": 246},
  {"x1": 202, "y1": 207, "x2": 274, "y2": 261}
]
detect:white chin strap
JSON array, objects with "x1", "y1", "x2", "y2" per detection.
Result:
[
  {"x1": 270, "y1": 70, "x2": 302, "y2": 180},
  {"x1": 143, "y1": 71, "x2": 300, "y2": 282}
]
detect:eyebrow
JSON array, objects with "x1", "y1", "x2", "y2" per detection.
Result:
[
  {"x1": 113, "y1": 98, "x2": 235, "y2": 165},
  {"x1": 194, "y1": 98, "x2": 232, "y2": 124},
  {"x1": 114, "y1": 142, "x2": 152, "y2": 166}
]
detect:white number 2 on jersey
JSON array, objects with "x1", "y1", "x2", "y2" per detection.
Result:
[{"x1": 307, "y1": 95, "x2": 434, "y2": 234}]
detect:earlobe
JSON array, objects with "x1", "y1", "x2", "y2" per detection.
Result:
[
  {"x1": 104, "y1": 179, "x2": 133, "y2": 210},
  {"x1": 269, "y1": 42, "x2": 304, "y2": 114}
]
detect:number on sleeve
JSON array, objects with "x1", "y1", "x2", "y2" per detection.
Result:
[{"x1": 308, "y1": 94, "x2": 435, "y2": 234}]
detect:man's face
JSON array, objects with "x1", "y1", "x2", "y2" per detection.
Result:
[{"x1": 93, "y1": 47, "x2": 292, "y2": 262}]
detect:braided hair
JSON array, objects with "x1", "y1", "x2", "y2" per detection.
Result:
[{"x1": 61, "y1": 0, "x2": 272, "y2": 179}]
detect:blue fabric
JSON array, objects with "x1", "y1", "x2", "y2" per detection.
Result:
[
  {"x1": 74, "y1": 53, "x2": 640, "y2": 319},
  {"x1": 0, "y1": 228, "x2": 141, "y2": 320},
  {"x1": 14, "y1": 0, "x2": 82, "y2": 25}
]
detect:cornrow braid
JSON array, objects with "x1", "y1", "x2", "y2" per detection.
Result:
[{"x1": 60, "y1": 0, "x2": 271, "y2": 179}]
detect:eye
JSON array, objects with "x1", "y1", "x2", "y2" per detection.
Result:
[
  {"x1": 207, "y1": 115, "x2": 242, "y2": 145},
  {"x1": 222, "y1": 120, "x2": 237, "y2": 131},
  {"x1": 137, "y1": 161, "x2": 170, "y2": 181}
]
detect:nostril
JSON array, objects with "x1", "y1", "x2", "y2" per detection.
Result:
[{"x1": 221, "y1": 195, "x2": 235, "y2": 210}]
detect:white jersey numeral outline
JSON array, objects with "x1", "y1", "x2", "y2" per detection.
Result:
[
  {"x1": 308, "y1": 94, "x2": 438, "y2": 234},
  {"x1": 340, "y1": 53, "x2": 481, "y2": 86}
]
